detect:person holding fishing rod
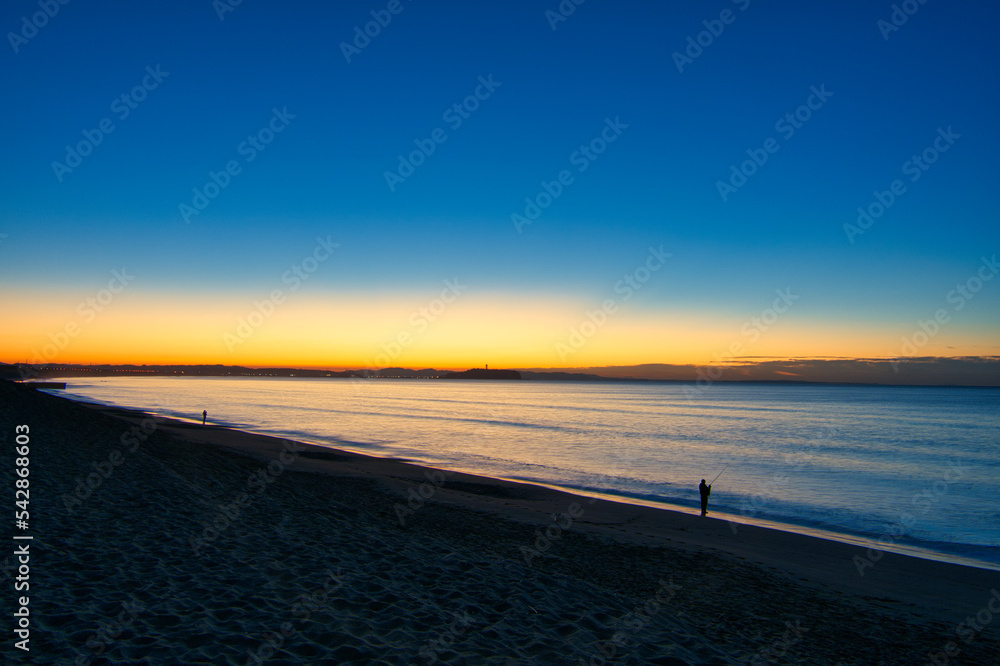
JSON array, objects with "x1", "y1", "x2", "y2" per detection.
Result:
[{"x1": 700, "y1": 463, "x2": 729, "y2": 516}]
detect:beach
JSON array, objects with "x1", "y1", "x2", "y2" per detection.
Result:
[{"x1": 2, "y1": 379, "x2": 998, "y2": 665}]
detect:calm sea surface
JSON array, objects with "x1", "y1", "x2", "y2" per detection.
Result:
[{"x1": 56, "y1": 377, "x2": 1000, "y2": 568}]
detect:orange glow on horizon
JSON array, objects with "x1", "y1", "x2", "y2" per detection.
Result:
[{"x1": 2, "y1": 289, "x2": 995, "y2": 370}]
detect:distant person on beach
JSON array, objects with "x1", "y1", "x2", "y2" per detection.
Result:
[
  {"x1": 699, "y1": 479, "x2": 711, "y2": 516},
  {"x1": 202, "y1": 410, "x2": 207, "y2": 425}
]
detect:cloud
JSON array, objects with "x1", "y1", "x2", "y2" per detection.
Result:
[{"x1": 521, "y1": 356, "x2": 1000, "y2": 386}]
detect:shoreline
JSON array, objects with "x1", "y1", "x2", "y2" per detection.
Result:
[
  {"x1": 60, "y1": 389, "x2": 1000, "y2": 574},
  {"x1": 74, "y1": 395, "x2": 999, "y2": 620}
]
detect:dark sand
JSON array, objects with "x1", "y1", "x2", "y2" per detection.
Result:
[{"x1": 1, "y1": 380, "x2": 998, "y2": 664}]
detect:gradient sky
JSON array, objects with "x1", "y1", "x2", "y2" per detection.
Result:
[{"x1": 1, "y1": 0, "x2": 998, "y2": 374}]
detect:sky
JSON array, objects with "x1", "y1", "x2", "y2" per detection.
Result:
[{"x1": 1, "y1": 0, "x2": 998, "y2": 380}]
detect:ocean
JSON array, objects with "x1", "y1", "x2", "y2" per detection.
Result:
[{"x1": 55, "y1": 376, "x2": 1000, "y2": 569}]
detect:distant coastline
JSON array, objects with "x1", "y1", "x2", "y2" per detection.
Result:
[
  {"x1": 2, "y1": 358, "x2": 998, "y2": 387},
  {"x1": 0, "y1": 362, "x2": 598, "y2": 382},
  {"x1": 440, "y1": 368, "x2": 521, "y2": 380}
]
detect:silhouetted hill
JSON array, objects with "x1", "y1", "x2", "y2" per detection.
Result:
[
  {"x1": 440, "y1": 369, "x2": 521, "y2": 380},
  {"x1": 374, "y1": 368, "x2": 443, "y2": 378},
  {"x1": 518, "y1": 371, "x2": 612, "y2": 381}
]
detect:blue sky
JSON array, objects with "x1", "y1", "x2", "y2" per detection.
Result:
[{"x1": 1, "y1": 0, "x2": 998, "y2": 371}]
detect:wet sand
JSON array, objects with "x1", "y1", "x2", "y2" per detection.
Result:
[{"x1": 1, "y1": 380, "x2": 997, "y2": 664}]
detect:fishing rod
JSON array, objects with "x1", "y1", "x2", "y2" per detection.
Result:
[{"x1": 709, "y1": 462, "x2": 730, "y2": 486}]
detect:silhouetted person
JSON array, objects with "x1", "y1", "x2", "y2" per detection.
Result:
[
  {"x1": 202, "y1": 410, "x2": 207, "y2": 425},
  {"x1": 699, "y1": 479, "x2": 711, "y2": 516}
]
